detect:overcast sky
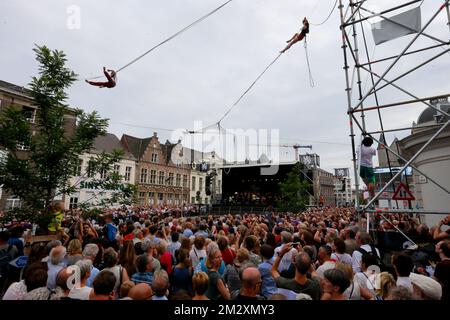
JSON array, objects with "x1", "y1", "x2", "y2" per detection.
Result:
[{"x1": 1, "y1": 0, "x2": 449, "y2": 185}]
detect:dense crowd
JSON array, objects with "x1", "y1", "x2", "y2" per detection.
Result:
[{"x1": 0, "y1": 205, "x2": 449, "y2": 301}]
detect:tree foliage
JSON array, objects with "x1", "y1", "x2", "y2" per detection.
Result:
[
  {"x1": 277, "y1": 162, "x2": 312, "y2": 212},
  {"x1": 0, "y1": 45, "x2": 135, "y2": 226}
]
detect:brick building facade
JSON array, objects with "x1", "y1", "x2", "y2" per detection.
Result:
[{"x1": 121, "y1": 132, "x2": 190, "y2": 206}]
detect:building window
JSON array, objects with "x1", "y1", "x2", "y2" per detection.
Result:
[
  {"x1": 74, "y1": 159, "x2": 83, "y2": 177},
  {"x1": 16, "y1": 140, "x2": 30, "y2": 151},
  {"x1": 168, "y1": 173, "x2": 174, "y2": 186},
  {"x1": 113, "y1": 165, "x2": 120, "y2": 175},
  {"x1": 69, "y1": 197, "x2": 79, "y2": 209},
  {"x1": 140, "y1": 168, "x2": 148, "y2": 183},
  {"x1": 158, "y1": 171, "x2": 165, "y2": 185},
  {"x1": 175, "y1": 194, "x2": 180, "y2": 204},
  {"x1": 150, "y1": 170, "x2": 157, "y2": 184},
  {"x1": 87, "y1": 160, "x2": 95, "y2": 178},
  {"x1": 192, "y1": 177, "x2": 196, "y2": 191},
  {"x1": 158, "y1": 193, "x2": 164, "y2": 204},
  {"x1": 176, "y1": 174, "x2": 181, "y2": 187},
  {"x1": 199, "y1": 177, "x2": 203, "y2": 192},
  {"x1": 168, "y1": 193, "x2": 173, "y2": 204},
  {"x1": 191, "y1": 197, "x2": 195, "y2": 204},
  {"x1": 183, "y1": 175, "x2": 188, "y2": 187},
  {"x1": 100, "y1": 169, "x2": 107, "y2": 180},
  {"x1": 148, "y1": 192, "x2": 155, "y2": 205},
  {"x1": 5, "y1": 196, "x2": 21, "y2": 211},
  {"x1": 151, "y1": 153, "x2": 158, "y2": 163},
  {"x1": 125, "y1": 166, "x2": 132, "y2": 182},
  {"x1": 22, "y1": 106, "x2": 36, "y2": 123}
]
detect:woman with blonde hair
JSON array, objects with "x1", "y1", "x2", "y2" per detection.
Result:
[
  {"x1": 66, "y1": 239, "x2": 83, "y2": 266},
  {"x1": 205, "y1": 247, "x2": 230, "y2": 300},
  {"x1": 192, "y1": 272, "x2": 209, "y2": 300},
  {"x1": 374, "y1": 272, "x2": 396, "y2": 300}
]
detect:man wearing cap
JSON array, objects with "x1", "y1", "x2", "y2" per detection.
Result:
[{"x1": 410, "y1": 272, "x2": 442, "y2": 300}]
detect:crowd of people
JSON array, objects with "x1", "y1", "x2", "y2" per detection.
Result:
[{"x1": 0, "y1": 205, "x2": 449, "y2": 301}]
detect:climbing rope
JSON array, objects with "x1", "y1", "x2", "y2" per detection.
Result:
[
  {"x1": 304, "y1": 38, "x2": 315, "y2": 87},
  {"x1": 85, "y1": 0, "x2": 233, "y2": 80}
]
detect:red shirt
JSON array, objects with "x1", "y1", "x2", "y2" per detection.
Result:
[
  {"x1": 159, "y1": 252, "x2": 173, "y2": 274},
  {"x1": 221, "y1": 248, "x2": 236, "y2": 266}
]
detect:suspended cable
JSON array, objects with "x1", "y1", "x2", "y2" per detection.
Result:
[
  {"x1": 217, "y1": 53, "x2": 283, "y2": 124},
  {"x1": 85, "y1": 0, "x2": 233, "y2": 80},
  {"x1": 304, "y1": 38, "x2": 315, "y2": 87},
  {"x1": 310, "y1": 0, "x2": 338, "y2": 26}
]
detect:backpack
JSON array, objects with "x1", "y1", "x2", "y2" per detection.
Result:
[{"x1": 358, "y1": 245, "x2": 387, "y2": 271}]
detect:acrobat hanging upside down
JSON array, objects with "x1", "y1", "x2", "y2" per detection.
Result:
[
  {"x1": 85, "y1": 67, "x2": 117, "y2": 88},
  {"x1": 280, "y1": 17, "x2": 310, "y2": 53}
]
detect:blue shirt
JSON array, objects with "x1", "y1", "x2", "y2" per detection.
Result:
[
  {"x1": 258, "y1": 259, "x2": 277, "y2": 298},
  {"x1": 105, "y1": 223, "x2": 117, "y2": 242},
  {"x1": 86, "y1": 266, "x2": 100, "y2": 287},
  {"x1": 131, "y1": 272, "x2": 154, "y2": 285},
  {"x1": 195, "y1": 258, "x2": 225, "y2": 275}
]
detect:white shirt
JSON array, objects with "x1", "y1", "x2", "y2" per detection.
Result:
[
  {"x1": 189, "y1": 248, "x2": 206, "y2": 268},
  {"x1": 351, "y1": 245, "x2": 380, "y2": 273},
  {"x1": 331, "y1": 253, "x2": 353, "y2": 265},
  {"x1": 354, "y1": 271, "x2": 376, "y2": 295},
  {"x1": 2, "y1": 280, "x2": 27, "y2": 300},
  {"x1": 396, "y1": 276, "x2": 413, "y2": 293},
  {"x1": 274, "y1": 246, "x2": 298, "y2": 272},
  {"x1": 316, "y1": 261, "x2": 336, "y2": 280},
  {"x1": 69, "y1": 286, "x2": 92, "y2": 300},
  {"x1": 360, "y1": 145, "x2": 376, "y2": 167}
]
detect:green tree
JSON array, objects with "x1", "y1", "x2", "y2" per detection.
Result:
[
  {"x1": 277, "y1": 162, "x2": 312, "y2": 212},
  {"x1": 0, "y1": 45, "x2": 135, "y2": 227}
]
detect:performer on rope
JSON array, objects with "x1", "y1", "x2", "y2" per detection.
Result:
[
  {"x1": 359, "y1": 136, "x2": 376, "y2": 198},
  {"x1": 85, "y1": 67, "x2": 117, "y2": 88},
  {"x1": 280, "y1": 17, "x2": 309, "y2": 53}
]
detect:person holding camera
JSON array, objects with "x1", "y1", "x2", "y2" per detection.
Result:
[{"x1": 434, "y1": 215, "x2": 450, "y2": 241}]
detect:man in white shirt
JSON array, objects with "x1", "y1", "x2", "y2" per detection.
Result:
[
  {"x1": 274, "y1": 231, "x2": 298, "y2": 273},
  {"x1": 392, "y1": 252, "x2": 414, "y2": 293},
  {"x1": 359, "y1": 136, "x2": 377, "y2": 197},
  {"x1": 316, "y1": 245, "x2": 336, "y2": 280},
  {"x1": 351, "y1": 231, "x2": 380, "y2": 273}
]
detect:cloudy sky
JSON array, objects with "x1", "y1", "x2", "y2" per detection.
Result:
[{"x1": 1, "y1": 0, "x2": 449, "y2": 185}]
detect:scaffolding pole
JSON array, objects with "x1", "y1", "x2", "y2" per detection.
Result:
[
  {"x1": 340, "y1": 0, "x2": 450, "y2": 245},
  {"x1": 362, "y1": 119, "x2": 450, "y2": 211},
  {"x1": 339, "y1": 0, "x2": 361, "y2": 220},
  {"x1": 351, "y1": 114, "x2": 450, "y2": 195},
  {"x1": 360, "y1": 42, "x2": 450, "y2": 67},
  {"x1": 366, "y1": 123, "x2": 442, "y2": 135},
  {"x1": 352, "y1": 1, "x2": 450, "y2": 112},
  {"x1": 343, "y1": 0, "x2": 422, "y2": 27},
  {"x1": 366, "y1": 209, "x2": 450, "y2": 215}
]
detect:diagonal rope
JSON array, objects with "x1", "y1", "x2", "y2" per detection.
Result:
[
  {"x1": 310, "y1": 0, "x2": 338, "y2": 26},
  {"x1": 304, "y1": 38, "x2": 315, "y2": 87},
  {"x1": 85, "y1": 0, "x2": 233, "y2": 80},
  {"x1": 217, "y1": 52, "x2": 283, "y2": 124}
]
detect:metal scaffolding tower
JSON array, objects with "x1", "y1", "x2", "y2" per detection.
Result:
[{"x1": 338, "y1": 0, "x2": 450, "y2": 236}]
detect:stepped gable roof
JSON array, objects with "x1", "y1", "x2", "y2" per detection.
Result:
[
  {"x1": 92, "y1": 133, "x2": 136, "y2": 160},
  {"x1": 121, "y1": 134, "x2": 152, "y2": 160}
]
